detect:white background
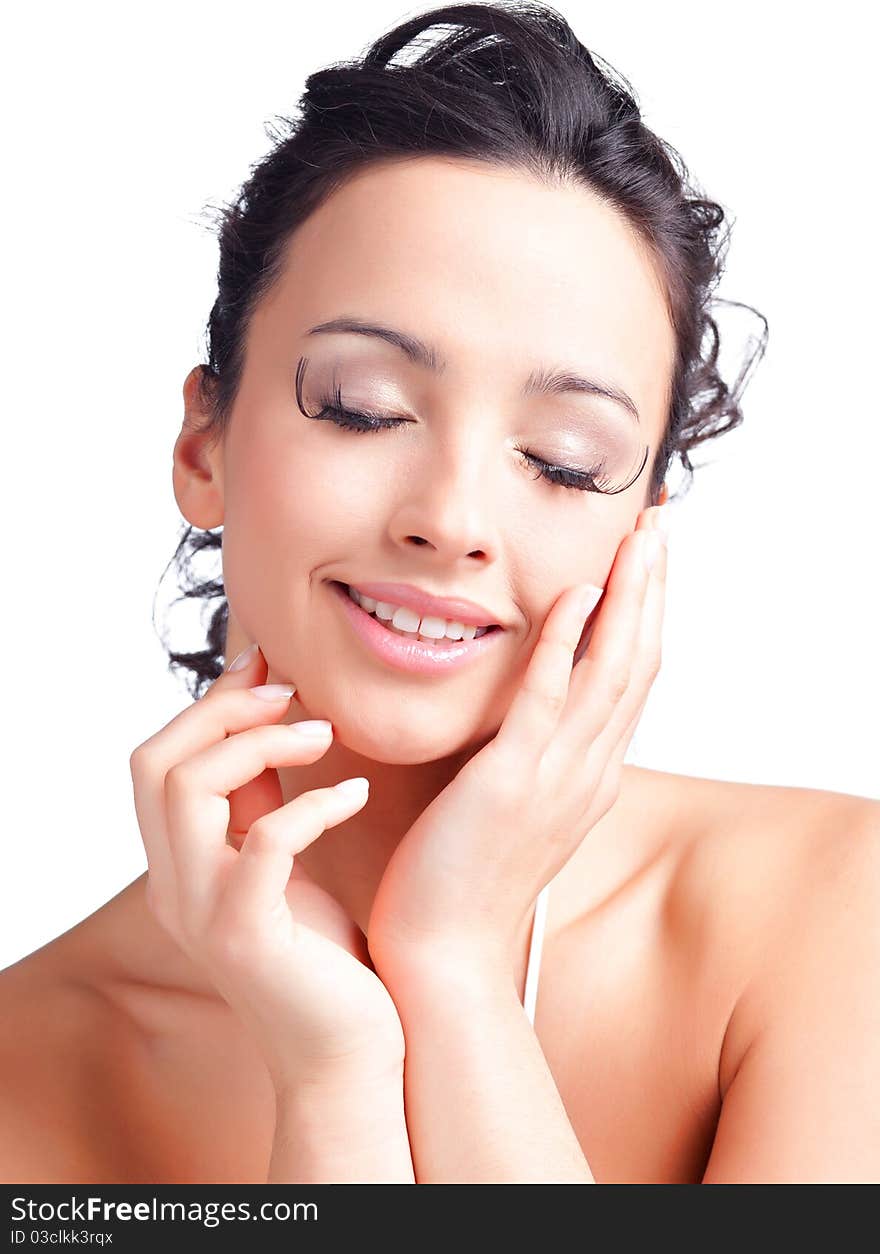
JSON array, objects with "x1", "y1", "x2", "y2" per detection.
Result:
[{"x1": 1, "y1": 0, "x2": 876, "y2": 970}]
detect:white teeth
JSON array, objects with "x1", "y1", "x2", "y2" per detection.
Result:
[
  {"x1": 418, "y1": 615, "x2": 453, "y2": 640},
  {"x1": 374, "y1": 600, "x2": 397, "y2": 621},
  {"x1": 345, "y1": 584, "x2": 490, "y2": 641},
  {"x1": 391, "y1": 605, "x2": 421, "y2": 634}
]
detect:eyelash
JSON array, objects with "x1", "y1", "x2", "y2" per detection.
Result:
[{"x1": 300, "y1": 379, "x2": 631, "y2": 495}]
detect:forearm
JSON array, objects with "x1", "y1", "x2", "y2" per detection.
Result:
[
  {"x1": 268, "y1": 1070, "x2": 415, "y2": 1183},
  {"x1": 389, "y1": 962, "x2": 595, "y2": 1183}
]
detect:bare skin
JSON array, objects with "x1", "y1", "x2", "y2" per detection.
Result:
[
  {"x1": 0, "y1": 765, "x2": 867, "y2": 1184},
  {"x1": 3, "y1": 157, "x2": 876, "y2": 1182}
]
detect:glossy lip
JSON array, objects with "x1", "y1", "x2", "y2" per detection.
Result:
[
  {"x1": 343, "y1": 580, "x2": 503, "y2": 629},
  {"x1": 329, "y1": 580, "x2": 506, "y2": 676}
]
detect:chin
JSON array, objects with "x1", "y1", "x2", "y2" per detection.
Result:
[{"x1": 329, "y1": 708, "x2": 499, "y2": 766}]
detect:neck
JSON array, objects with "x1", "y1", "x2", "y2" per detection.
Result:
[
  {"x1": 262, "y1": 730, "x2": 547, "y2": 1004},
  {"x1": 275, "y1": 736, "x2": 470, "y2": 939},
  {"x1": 95, "y1": 766, "x2": 658, "y2": 1027},
  {"x1": 86, "y1": 740, "x2": 546, "y2": 1010},
  {"x1": 88, "y1": 635, "x2": 662, "y2": 1014}
]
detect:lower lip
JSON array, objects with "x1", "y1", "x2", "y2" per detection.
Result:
[{"x1": 329, "y1": 581, "x2": 506, "y2": 676}]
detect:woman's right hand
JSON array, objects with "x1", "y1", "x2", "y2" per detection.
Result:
[{"x1": 127, "y1": 644, "x2": 406, "y2": 1096}]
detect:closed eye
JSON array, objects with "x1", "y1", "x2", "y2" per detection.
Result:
[{"x1": 301, "y1": 390, "x2": 639, "y2": 495}]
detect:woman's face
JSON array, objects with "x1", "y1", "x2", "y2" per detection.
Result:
[{"x1": 207, "y1": 156, "x2": 675, "y2": 763}]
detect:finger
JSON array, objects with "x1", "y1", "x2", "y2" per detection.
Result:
[
  {"x1": 559, "y1": 517, "x2": 659, "y2": 751},
  {"x1": 129, "y1": 640, "x2": 273, "y2": 915},
  {"x1": 163, "y1": 717, "x2": 335, "y2": 930},
  {"x1": 573, "y1": 507, "x2": 667, "y2": 755},
  {"x1": 596, "y1": 524, "x2": 668, "y2": 770},
  {"x1": 199, "y1": 644, "x2": 300, "y2": 852},
  {"x1": 588, "y1": 674, "x2": 654, "y2": 821},
  {"x1": 226, "y1": 765, "x2": 286, "y2": 851},
  {"x1": 493, "y1": 580, "x2": 601, "y2": 766},
  {"x1": 218, "y1": 779, "x2": 370, "y2": 931},
  {"x1": 569, "y1": 505, "x2": 665, "y2": 669}
]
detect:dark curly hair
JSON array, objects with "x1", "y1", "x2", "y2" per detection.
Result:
[{"x1": 156, "y1": 0, "x2": 768, "y2": 701}]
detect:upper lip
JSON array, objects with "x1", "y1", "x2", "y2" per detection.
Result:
[{"x1": 337, "y1": 580, "x2": 505, "y2": 628}]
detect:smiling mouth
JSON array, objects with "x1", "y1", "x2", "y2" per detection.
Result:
[{"x1": 332, "y1": 581, "x2": 502, "y2": 642}]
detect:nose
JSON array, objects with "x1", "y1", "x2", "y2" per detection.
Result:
[{"x1": 388, "y1": 430, "x2": 501, "y2": 565}]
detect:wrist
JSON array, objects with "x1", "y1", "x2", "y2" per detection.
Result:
[
  {"x1": 370, "y1": 938, "x2": 516, "y2": 1006},
  {"x1": 272, "y1": 1052, "x2": 406, "y2": 1106},
  {"x1": 269, "y1": 1066, "x2": 413, "y2": 1184}
]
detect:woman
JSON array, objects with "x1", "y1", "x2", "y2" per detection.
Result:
[{"x1": 2, "y1": 1, "x2": 877, "y2": 1185}]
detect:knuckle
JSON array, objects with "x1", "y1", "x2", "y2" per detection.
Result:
[
  {"x1": 241, "y1": 818, "x2": 278, "y2": 852},
  {"x1": 543, "y1": 687, "x2": 568, "y2": 715},
  {"x1": 128, "y1": 743, "x2": 152, "y2": 776},
  {"x1": 522, "y1": 679, "x2": 566, "y2": 715},
  {"x1": 605, "y1": 667, "x2": 631, "y2": 704},
  {"x1": 163, "y1": 760, "x2": 193, "y2": 798},
  {"x1": 549, "y1": 635, "x2": 576, "y2": 662}
]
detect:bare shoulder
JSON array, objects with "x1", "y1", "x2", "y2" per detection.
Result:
[
  {"x1": 661, "y1": 769, "x2": 880, "y2": 1098},
  {"x1": 0, "y1": 944, "x2": 144, "y2": 1183}
]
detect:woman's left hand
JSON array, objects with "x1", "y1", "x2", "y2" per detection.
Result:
[{"x1": 367, "y1": 504, "x2": 669, "y2": 984}]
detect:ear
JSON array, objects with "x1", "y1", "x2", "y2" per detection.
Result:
[
  {"x1": 172, "y1": 365, "x2": 225, "y2": 529},
  {"x1": 658, "y1": 483, "x2": 669, "y2": 505}
]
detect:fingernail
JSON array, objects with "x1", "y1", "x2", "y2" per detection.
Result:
[
  {"x1": 249, "y1": 683, "x2": 297, "y2": 701},
  {"x1": 578, "y1": 584, "x2": 604, "y2": 618},
  {"x1": 289, "y1": 719, "x2": 332, "y2": 737},
  {"x1": 334, "y1": 776, "x2": 369, "y2": 797},
  {"x1": 227, "y1": 642, "x2": 259, "y2": 672},
  {"x1": 643, "y1": 531, "x2": 664, "y2": 572}
]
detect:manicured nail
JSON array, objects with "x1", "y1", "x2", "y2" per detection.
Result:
[
  {"x1": 578, "y1": 584, "x2": 604, "y2": 618},
  {"x1": 227, "y1": 642, "x2": 259, "y2": 672},
  {"x1": 289, "y1": 719, "x2": 332, "y2": 737},
  {"x1": 334, "y1": 776, "x2": 369, "y2": 797},
  {"x1": 249, "y1": 684, "x2": 297, "y2": 701}
]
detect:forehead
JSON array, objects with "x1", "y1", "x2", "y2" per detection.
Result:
[{"x1": 261, "y1": 156, "x2": 676, "y2": 425}]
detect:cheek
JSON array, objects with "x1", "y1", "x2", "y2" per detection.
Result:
[
  {"x1": 218, "y1": 438, "x2": 390, "y2": 638},
  {"x1": 231, "y1": 423, "x2": 392, "y2": 547},
  {"x1": 516, "y1": 528, "x2": 610, "y2": 609},
  {"x1": 224, "y1": 437, "x2": 343, "y2": 556},
  {"x1": 218, "y1": 446, "x2": 321, "y2": 636},
  {"x1": 513, "y1": 513, "x2": 626, "y2": 658}
]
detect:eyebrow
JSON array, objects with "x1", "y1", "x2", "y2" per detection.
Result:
[{"x1": 305, "y1": 316, "x2": 641, "y2": 425}]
